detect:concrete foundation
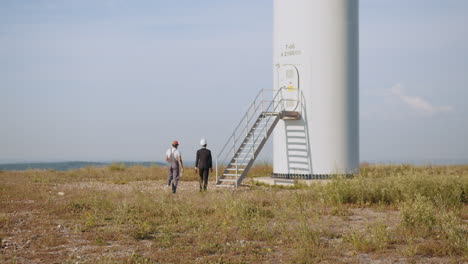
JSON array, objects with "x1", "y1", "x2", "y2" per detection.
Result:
[{"x1": 252, "y1": 177, "x2": 331, "y2": 187}]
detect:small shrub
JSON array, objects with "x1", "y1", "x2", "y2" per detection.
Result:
[
  {"x1": 290, "y1": 220, "x2": 332, "y2": 264},
  {"x1": 125, "y1": 253, "x2": 156, "y2": 264},
  {"x1": 132, "y1": 220, "x2": 154, "y2": 240},
  {"x1": 344, "y1": 222, "x2": 392, "y2": 252},
  {"x1": 82, "y1": 212, "x2": 99, "y2": 231},
  {"x1": 345, "y1": 231, "x2": 369, "y2": 252},
  {"x1": 156, "y1": 229, "x2": 175, "y2": 248},
  {"x1": 436, "y1": 211, "x2": 468, "y2": 255},
  {"x1": 67, "y1": 201, "x2": 91, "y2": 214},
  {"x1": 331, "y1": 206, "x2": 353, "y2": 217},
  {"x1": 94, "y1": 237, "x2": 107, "y2": 246},
  {"x1": 109, "y1": 163, "x2": 126, "y2": 172},
  {"x1": 369, "y1": 222, "x2": 393, "y2": 250},
  {"x1": 399, "y1": 194, "x2": 436, "y2": 232},
  {"x1": 32, "y1": 175, "x2": 51, "y2": 183},
  {"x1": 239, "y1": 222, "x2": 276, "y2": 241},
  {"x1": 297, "y1": 221, "x2": 321, "y2": 247},
  {"x1": 112, "y1": 178, "x2": 128, "y2": 184},
  {"x1": 199, "y1": 242, "x2": 223, "y2": 255},
  {"x1": 229, "y1": 200, "x2": 275, "y2": 221}
]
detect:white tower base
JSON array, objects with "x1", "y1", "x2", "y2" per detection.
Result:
[{"x1": 272, "y1": 0, "x2": 359, "y2": 178}]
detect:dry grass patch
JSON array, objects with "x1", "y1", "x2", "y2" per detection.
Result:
[{"x1": 0, "y1": 164, "x2": 467, "y2": 263}]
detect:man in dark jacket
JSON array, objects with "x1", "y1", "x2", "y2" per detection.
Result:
[{"x1": 195, "y1": 138, "x2": 212, "y2": 191}]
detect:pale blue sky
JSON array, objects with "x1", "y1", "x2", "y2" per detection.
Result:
[{"x1": 1, "y1": 0, "x2": 467, "y2": 164}]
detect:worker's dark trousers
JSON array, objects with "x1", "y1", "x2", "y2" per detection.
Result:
[{"x1": 199, "y1": 168, "x2": 209, "y2": 191}]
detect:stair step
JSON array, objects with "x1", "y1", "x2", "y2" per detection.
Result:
[
  {"x1": 233, "y1": 159, "x2": 253, "y2": 163},
  {"x1": 226, "y1": 168, "x2": 245, "y2": 171},
  {"x1": 223, "y1": 173, "x2": 242, "y2": 176},
  {"x1": 219, "y1": 179, "x2": 237, "y2": 182},
  {"x1": 238, "y1": 147, "x2": 260, "y2": 150},
  {"x1": 233, "y1": 160, "x2": 252, "y2": 163},
  {"x1": 235, "y1": 153, "x2": 255, "y2": 156}
]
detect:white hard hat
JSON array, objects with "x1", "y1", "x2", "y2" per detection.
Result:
[{"x1": 200, "y1": 138, "x2": 207, "y2": 146}]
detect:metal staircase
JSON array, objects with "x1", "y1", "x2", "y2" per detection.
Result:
[{"x1": 215, "y1": 88, "x2": 301, "y2": 187}]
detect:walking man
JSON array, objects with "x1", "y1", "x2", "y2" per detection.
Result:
[
  {"x1": 195, "y1": 138, "x2": 212, "y2": 192},
  {"x1": 166, "y1": 140, "x2": 184, "y2": 193}
]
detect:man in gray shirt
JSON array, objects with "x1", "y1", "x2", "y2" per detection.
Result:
[{"x1": 165, "y1": 140, "x2": 184, "y2": 193}]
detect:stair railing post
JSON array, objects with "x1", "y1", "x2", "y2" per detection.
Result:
[
  {"x1": 216, "y1": 158, "x2": 218, "y2": 184},
  {"x1": 252, "y1": 131, "x2": 255, "y2": 163},
  {"x1": 298, "y1": 89, "x2": 301, "y2": 112},
  {"x1": 245, "y1": 111, "x2": 249, "y2": 138},
  {"x1": 233, "y1": 137, "x2": 237, "y2": 179},
  {"x1": 281, "y1": 91, "x2": 284, "y2": 112},
  {"x1": 281, "y1": 88, "x2": 285, "y2": 112},
  {"x1": 261, "y1": 90, "x2": 264, "y2": 114}
]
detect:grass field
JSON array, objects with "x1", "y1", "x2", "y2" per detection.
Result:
[{"x1": 1, "y1": 164, "x2": 467, "y2": 263}]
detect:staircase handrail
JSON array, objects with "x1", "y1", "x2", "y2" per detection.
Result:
[
  {"x1": 216, "y1": 89, "x2": 283, "y2": 167},
  {"x1": 217, "y1": 89, "x2": 271, "y2": 159},
  {"x1": 236, "y1": 89, "x2": 289, "y2": 169},
  {"x1": 216, "y1": 92, "x2": 253, "y2": 164}
]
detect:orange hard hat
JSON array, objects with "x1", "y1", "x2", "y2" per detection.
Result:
[{"x1": 172, "y1": 140, "x2": 179, "y2": 145}]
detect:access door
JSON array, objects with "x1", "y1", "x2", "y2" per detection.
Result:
[{"x1": 277, "y1": 65, "x2": 300, "y2": 111}]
